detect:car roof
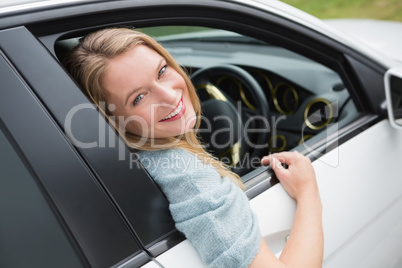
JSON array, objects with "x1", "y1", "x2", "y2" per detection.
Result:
[
  {"x1": 0, "y1": 0, "x2": 103, "y2": 17},
  {"x1": 0, "y1": 0, "x2": 44, "y2": 8},
  {"x1": 0, "y1": 0, "x2": 85, "y2": 10},
  {"x1": 0, "y1": 0, "x2": 399, "y2": 68}
]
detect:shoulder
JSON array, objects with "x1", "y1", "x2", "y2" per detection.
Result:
[
  {"x1": 136, "y1": 148, "x2": 214, "y2": 177},
  {"x1": 137, "y1": 148, "x2": 198, "y2": 166},
  {"x1": 136, "y1": 148, "x2": 222, "y2": 203}
]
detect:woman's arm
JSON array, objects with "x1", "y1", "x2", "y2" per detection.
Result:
[{"x1": 250, "y1": 151, "x2": 323, "y2": 268}]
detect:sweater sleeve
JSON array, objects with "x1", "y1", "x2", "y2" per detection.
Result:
[{"x1": 138, "y1": 149, "x2": 261, "y2": 268}]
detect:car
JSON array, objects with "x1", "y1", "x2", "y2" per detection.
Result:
[{"x1": 1, "y1": 0, "x2": 402, "y2": 267}]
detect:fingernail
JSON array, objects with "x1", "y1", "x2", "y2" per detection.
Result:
[{"x1": 272, "y1": 156, "x2": 283, "y2": 169}]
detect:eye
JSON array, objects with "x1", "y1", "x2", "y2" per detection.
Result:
[
  {"x1": 133, "y1": 94, "x2": 144, "y2": 105},
  {"x1": 158, "y1": 65, "x2": 167, "y2": 79}
]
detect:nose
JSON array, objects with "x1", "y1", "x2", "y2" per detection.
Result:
[{"x1": 155, "y1": 82, "x2": 177, "y2": 105}]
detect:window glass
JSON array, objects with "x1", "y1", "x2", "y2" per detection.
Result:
[{"x1": 0, "y1": 128, "x2": 84, "y2": 268}]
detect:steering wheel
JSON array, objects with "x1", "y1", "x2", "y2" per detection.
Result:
[{"x1": 191, "y1": 64, "x2": 270, "y2": 175}]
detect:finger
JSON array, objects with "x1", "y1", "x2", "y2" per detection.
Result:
[
  {"x1": 261, "y1": 155, "x2": 271, "y2": 165},
  {"x1": 272, "y1": 151, "x2": 303, "y2": 165},
  {"x1": 261, "y1": 154, "x2": 284, "y2": 165},
  {"x1": 270, "y1": 156, "x2": 287, "y2": 175}
]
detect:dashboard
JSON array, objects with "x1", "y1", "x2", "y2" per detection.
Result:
[{"x1": 158, "y1": 29, "x2": 353, "y2": 152}]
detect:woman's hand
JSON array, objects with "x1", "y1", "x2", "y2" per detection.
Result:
[
  {"x1": 261, "y1": 151, "x2": 319, "y2": 202},
  {"x1": 253, "y1": 151, "x2": 323, "y2": 268}
]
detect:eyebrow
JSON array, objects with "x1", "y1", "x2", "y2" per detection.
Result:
[{"x1": 124, "y1": 58, "x2": 166, "y2": 107}]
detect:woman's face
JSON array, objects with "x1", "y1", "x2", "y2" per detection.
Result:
[{"x1": 103, "y1": 45, "x2": 196, "y2": 139}]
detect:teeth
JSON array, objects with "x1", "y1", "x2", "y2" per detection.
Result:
[{"x1": 162, "y1": 101, "x2": 182, "y2": 121}]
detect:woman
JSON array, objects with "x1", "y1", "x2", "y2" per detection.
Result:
[{"x1": 64, "y1": 27, "x2": 323, "y2": 268}]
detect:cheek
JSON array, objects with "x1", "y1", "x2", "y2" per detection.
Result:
[
  {"x1": 125, "y1": 119, "x2": 151, "y2": 137},
  {"x1": 112, "y1": 109, "x2": 152, "y2": 137}
]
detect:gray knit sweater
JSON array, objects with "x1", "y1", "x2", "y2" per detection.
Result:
[{"x1": 137, "y1": 148, "x2": 261, "y2": 268}]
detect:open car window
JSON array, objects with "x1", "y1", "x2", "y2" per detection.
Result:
[
  {"x1": 56, "y1": 25, "x2": 359, "y2": 182},
  {"x1": 142, "y1": 25, "x2": 358, "y2": 162}
]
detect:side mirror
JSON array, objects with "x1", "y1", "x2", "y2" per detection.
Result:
[{"x1": 384, "y1": 67, "x2": 402, "y2": 130}]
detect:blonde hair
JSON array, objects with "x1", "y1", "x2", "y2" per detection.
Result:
[{"x1": 63, "y1": 27, "x2": 243, "y2": 189}]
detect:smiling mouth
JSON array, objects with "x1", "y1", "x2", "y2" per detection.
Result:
[{"x1": 160, "y1": 96, "x2": 186, "y2": 122}]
